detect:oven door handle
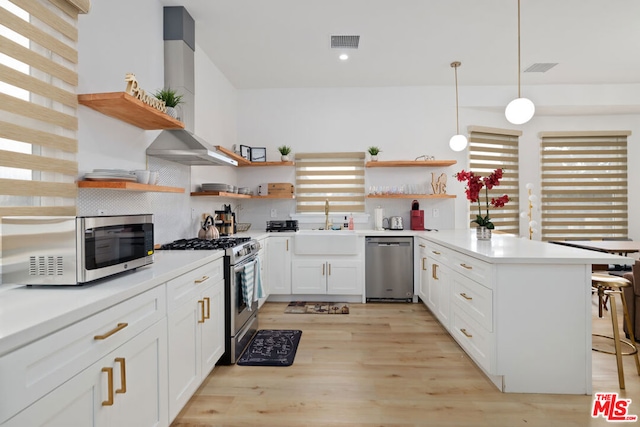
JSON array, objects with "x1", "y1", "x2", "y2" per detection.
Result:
[{"x1": 233, "y1": 257, "x2": 258, "y2": 273}]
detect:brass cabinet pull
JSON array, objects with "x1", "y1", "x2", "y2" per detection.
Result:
[
  {"x1": 422, "y1": 257, "x2": 426, "y2": 271},
  {"x1": 432, "y1": 264, "x2": 439, "y2": 280},
  {"x1": 94, "y1": 322, "x2": 128, "y2": 340},
  {"x1": 286, "y1": 240, "x2": 289, "y2": 251},
  {"x1": 460, "y1": 293, "x2": 473, "y2": 301},
  {"x1": 115, "y1": 357, "x2": 127, "y2": 394},
  {"x1": 322, "y1": 264, "x2": 325, "y2": 276},
  {"x1": 102, "y1": 367, "x2": 114, "y2": 406},
  {"x1": 328, "y1": 263, "x2": 331, "y2": 275},
  {"x1": 432, "y1": 250, "x2": 441, "y2": 255},
  {"x1": 460, "y1": 328, "x2": 473, "y2": 338},
  {"x1": 198, "y1": 300, "x2": 205, "y2": 323},
  {"x1": 203, "y1": 297, "x2": 211, "y2": 320},
  {"x1": 419, "y1": 244, "x2": 425, "y2": 248},
  {"x1": 460, "y1": 263, "x2": 473, "y2": 270},
  {"x1": 194, "y1": 275, "x2": 209, "y2": 284}
]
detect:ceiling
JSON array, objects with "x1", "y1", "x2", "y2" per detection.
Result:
[{"x1": 161, "y1": 0, "x2": 640, "y2": 90}]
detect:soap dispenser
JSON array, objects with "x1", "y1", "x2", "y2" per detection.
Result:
[{"x1": 348, "y1": 214, "x2": 354, "y2": 230}]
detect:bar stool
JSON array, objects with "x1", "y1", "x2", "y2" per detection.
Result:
[{"x1": 591, "y1": 273, "x2": 640, "y2": 389}]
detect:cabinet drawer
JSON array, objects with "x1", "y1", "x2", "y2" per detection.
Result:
[
  {"x1": 421, "y1": 240, "x2": 450, "y2": 264},
  {"x1": 450, "y1": 252, "x2": 493, "y2": 287},
  {"x1": 167, "y1": 258, "x2": 224, "y2": 310},
  {"x1": 451, "y1": 273, "x2": 493, "y2": 332},
  {"x1": 450, "y1": 306, "x2": 494, "y2": 374},
  {"x1": 0, "y1": 285, "x2": 166, "y2": 424}
]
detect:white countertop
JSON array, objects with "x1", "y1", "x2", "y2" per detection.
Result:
[
  {"x1": 413, "y1": 229, "x2": 634, "y2": 265},
  {"x1": 0, "y1": 250, "x2": 223, "y2": 356}
]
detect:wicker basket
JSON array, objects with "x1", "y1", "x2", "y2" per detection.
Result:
[{"x1": 236, "y1": 223, "x2": 251, "y2": 232}]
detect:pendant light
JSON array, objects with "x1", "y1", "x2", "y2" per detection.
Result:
[
  {"x1": 505, "y1": 0, "x2": 535, "y2": 125},
  {"x1": 449, "y1": 61, "x2": 467, "y2": 152}
]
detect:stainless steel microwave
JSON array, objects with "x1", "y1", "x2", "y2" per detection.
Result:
[{"x1": 1, "y1": 215, "x2": 154, "y2": 286}]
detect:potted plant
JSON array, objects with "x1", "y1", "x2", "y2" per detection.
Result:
[
  {"x1": 367, "y1": 146, "x2": 381, "y2": 161},
  {"x1": 455, "y1": 168, "x2": 509, "y2": 240},
  {"x1": 154, "y1": 88, "x2": 183, "y2": 119},
  {"x1": 278, "y1": 145, "x2": 292, "y2": 161}
]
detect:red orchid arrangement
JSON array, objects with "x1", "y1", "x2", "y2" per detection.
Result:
[{"x1": 455, "y1": 168, "x2": 509, "y2": 229}]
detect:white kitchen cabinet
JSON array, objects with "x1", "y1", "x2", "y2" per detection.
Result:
[
  {"x1": 417, "y1": 238, "x2": 451, "y2": 329},
  {"x1": 291, "y1": 257, "x2": 362, "y2": 295},
  {"x1": 2, "y1": 319, "x2": 168, "y2": 427},
  {"x1": 166, "y1": 260, "x2": 225, "y2": 421},
  {"x1": 266, "y1": 236, "x2": 292, "y2": 294}
]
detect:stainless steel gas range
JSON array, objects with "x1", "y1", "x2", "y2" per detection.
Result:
[{"x1": 160, "y1": 237, "x2": 261, "y2": 364}]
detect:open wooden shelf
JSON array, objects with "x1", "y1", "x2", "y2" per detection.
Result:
[
  {"x1": 78, "y1": 181, "x2": 184, "y2": 193},
  {"x1": 214, "y1": 146, "x2": 251, "y2": 166},
  {"x1": 238, "y1": 161, "x2": 294, "y2": 167},
  {"x1": 366, "y1": 160, "x2": 457, "y2": 168},
  {"x1": 78, "y1": 92, "x2": 185, "y2": 130},
  {"x1": 190, "y1": 191, "x2": 252, "y2": 198},
  {"x1": 367, "y1": 194, "x2": 456, "y2": 199},
  {"x1": 251, "y1": 195, "x2": 296, "y2": 199}
]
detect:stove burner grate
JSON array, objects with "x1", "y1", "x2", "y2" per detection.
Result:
[{"x1": 161, "y1": 237, "x2": 251, "y2": 250}]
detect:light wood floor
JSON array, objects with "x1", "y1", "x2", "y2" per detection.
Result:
[{"x1": 171, "y1": 297, "x2": 640, "y2": 427}]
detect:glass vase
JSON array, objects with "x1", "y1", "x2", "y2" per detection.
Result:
[{"x1": 476, "y1": 226, "x2": 492, "y2": 240}]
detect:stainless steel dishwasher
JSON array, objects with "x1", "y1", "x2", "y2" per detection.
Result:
[{"x1": 365, "y1": 236, "x2": 414, "y2": 302}]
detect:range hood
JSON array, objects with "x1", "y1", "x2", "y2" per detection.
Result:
[
  {"x1": 146, "y1": 6, "x2": 237, "y2": 167},
  {"x1": 146, "y1": 129, "x2": 237, "y2": 166}
]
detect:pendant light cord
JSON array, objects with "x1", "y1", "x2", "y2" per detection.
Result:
[
  {"x1": 517, "y1": 0, "x2": 521, "y2": 98},
  {"x1": 451, "y1": 61, "x2": 461, "y2": 134}
]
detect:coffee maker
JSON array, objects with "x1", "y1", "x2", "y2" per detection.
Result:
[
  {"x1": 410, "y1": 199, "x2": 424, "y2": 230},
  {"x1": 215, "y1": 205, "x2": 236, "y2": 236}
]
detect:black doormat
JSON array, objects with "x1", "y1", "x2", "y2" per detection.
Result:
[{"x1": 237, "y1": 329, "x2": 302, "y2": 367}]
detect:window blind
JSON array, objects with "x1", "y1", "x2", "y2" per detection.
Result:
[
  {"x1": 467, "y1": 126, "x2": 521, "y2": 234},
  {"x1": 539, "y1": 131, "x2": 630, "y2": 241},
  {"x1": 295, "y1": 152, "x2": 365, "y2": 213},
  {"x1": 0, "y1": 0, "x2": 89, "y2": 217}
]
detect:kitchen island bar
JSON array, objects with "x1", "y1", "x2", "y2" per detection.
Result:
[{"x1": 417, "y1": 230, "x2": 633, "y2": 394}]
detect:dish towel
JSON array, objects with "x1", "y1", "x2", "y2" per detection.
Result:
[
  {"x1": 254, "y1": 257, "x2": 264, "y2": 301},
  {"x1": 241, "y1": 261, "x2": 255, "y2": 310}
]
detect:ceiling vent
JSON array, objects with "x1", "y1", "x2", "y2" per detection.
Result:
[
  {"x1": 330, "y1": 35, "x2": 360, "y2": 49},
  {"x1": 524, "y1": 63, "x2": 558, "y2": 73}
]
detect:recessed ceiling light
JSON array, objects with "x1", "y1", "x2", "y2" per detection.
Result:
[{"x1": 339, "y1": 54, "x2": 349, "y2": 61}]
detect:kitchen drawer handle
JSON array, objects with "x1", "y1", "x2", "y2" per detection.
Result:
[
  {"x1": 432, "y1": 264, "x2": 439, "y2": 280},
  {"x1": 198, "y1": 300, "x2": 205, "y2": 323},
  {"x1": 204, "y1": 297, "x2": 211, "y2": 320},
  {"x1": 432, "y1": 250, "x2": 441, "y2": 255},
  {"x1": 115, "y1": 357, "x2": 127, "y2": 394},
  {"x1": 419, "y1": 244, "x2": 426, "y2": 248},
  {"x1": 460, "y1": 328, "x2": 473, "y2": 338},
  {"x1": 422, "y1": 257, "x2": 426, "y2": 271},
  {"x1": 460, "y1": 263, "x2": 473, "y2": 270},
  {"x1": 194, "y1": 275, "x2": 210, "y2": 284},
  {"x1": 460, "y1": 293, "x2": 473, "y2": 301},
  {"x1": 102, "y1": 367, "x2": 114, "y2": 406},
  {"x1": 94, "y1": 322, "x2": 128, "y2": 340}
]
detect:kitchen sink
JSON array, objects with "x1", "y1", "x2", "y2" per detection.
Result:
[{"x1": 294, "y1": 230, "x2": 359, "y2": 255}]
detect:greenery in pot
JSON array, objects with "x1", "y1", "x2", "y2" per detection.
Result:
[
  {"x1": 154, "y1": 88, "x2": 183, "y2": 108},
  {"x1": 278, "y1": 145, "x2": 292, "y2": 156},
  {"x1": 367, "y1": 146, "x2": 381, "y2": 156}
]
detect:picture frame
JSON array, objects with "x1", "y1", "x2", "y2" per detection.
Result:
[
  {"x1": 239, "y1": 145, "x2": 251, "y2": 160},
  {"x1": 250, "y1": 147, "x2": 266, "y2": 162}
]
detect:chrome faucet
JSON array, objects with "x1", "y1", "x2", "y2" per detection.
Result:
[{"x1": 324, "y1": 199, "x2": 330, "y2": 230}]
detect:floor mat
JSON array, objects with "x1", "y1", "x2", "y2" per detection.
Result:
[
  {"x1": 237, "y1": 329, "x2": 302, "y2": 367},
  {"x1": 284, "y1": 301, "x2": 349, "y2": 314}
]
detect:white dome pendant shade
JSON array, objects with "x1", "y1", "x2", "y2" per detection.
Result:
[
  {"x1": 448, "y1": 61, "x2": 468, "y2": 152},
  {"x1": 449, "y1": 134, "x2": 468, "y2": 152},
  {"x1": 505, "y1": 0, "x2": 535, "y2": 125},
  {"x1": 505, "y1": 97, "x2": 535, "y2": 125}
]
